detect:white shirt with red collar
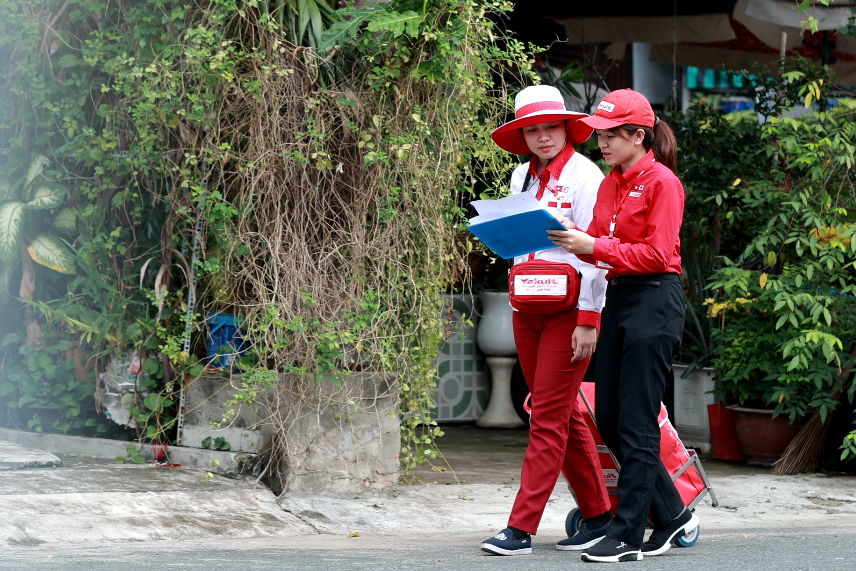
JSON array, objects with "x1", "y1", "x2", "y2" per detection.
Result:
[{"x1": 509, "y1": 147, "x2": 607, "y2": 328}]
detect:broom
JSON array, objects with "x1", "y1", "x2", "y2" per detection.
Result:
[{"x1": 771, "y1": 345, "x2": 856, "y2": 475}]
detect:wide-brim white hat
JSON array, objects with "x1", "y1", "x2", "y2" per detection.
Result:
[{"x1": 491, "y1": 85, "x2": 594, "y2": 155}]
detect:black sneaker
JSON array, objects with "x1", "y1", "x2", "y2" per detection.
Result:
[
  {"x1": 556, "y1": 521, "x2": 610, "y2": 551},
  {"x1": 480, "y1": 528, "x2": 532, "y2": 556},
  {"x1": 581, "y1": 537, "x2": 642, "y2": 563},
  {"x1": 641, "y1": 510, "x2": 699, "y2": 556}
]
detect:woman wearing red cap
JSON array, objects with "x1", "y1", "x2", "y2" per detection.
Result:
[
  {"x1": 479, "y1": 85, "x2": 614, "y2": 556},
  {"x1": 547, "y1": 88, "x2": 699, "y2": 563}
]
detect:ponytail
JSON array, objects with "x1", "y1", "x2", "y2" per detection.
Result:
[
  {"x1": 651, "y1": 119, "x2": 677, "y2": 174},
  {"x1": 617, "y1": 119, "x2": 678, "y2": 175}
]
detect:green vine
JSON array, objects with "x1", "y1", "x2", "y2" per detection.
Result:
[{"x1": 0, "y1": 0, "x2": 536, "y2": 480}]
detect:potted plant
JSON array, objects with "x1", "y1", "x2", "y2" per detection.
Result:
[
  {"x1": 673, "y1": 61, "x2": 856, "y2": 469},
  {"x1": 704, "y1": 258, "x2": 856, "y2": 467},
  {"x1": 705, "y1": 293, "x2": 806, "y2": 465},
  {"x1": 665, "y1": 98, "x2": 771, "y2": 458}
]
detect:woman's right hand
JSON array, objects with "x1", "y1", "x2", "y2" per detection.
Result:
[{"x1": 554, "y1": 213, "x2": 576, "y2": 230}]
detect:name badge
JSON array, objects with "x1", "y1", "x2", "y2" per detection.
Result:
[
  {"x1": 629, "y1": 192, "x2": 642, "y2": 197},
  {"x1": 596, "y1": 260, "x2": 613, "y2": 269},
  {"x1": 514, "y1": 275, "x2": 568, "y2": 296}
]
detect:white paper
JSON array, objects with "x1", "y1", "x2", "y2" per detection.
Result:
[{"x1": 469, "y1": 192, "x2": 543, "y2": 225}]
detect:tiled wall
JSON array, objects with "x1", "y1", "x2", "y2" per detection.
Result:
[{"x1": 430, "y1": 295, "x2": 490, "y2": 422}]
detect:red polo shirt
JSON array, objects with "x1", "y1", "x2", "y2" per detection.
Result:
[{"x1": 576, "y1": 150, "x2": 684, "y2": 278}]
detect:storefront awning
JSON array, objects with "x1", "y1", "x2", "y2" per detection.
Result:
[
  {"x1": 558, "y1": 0, "x2": 856, "y2": 83},
  {"x1": 558, "y1": 14, "x2": 737, "y2": 45}
]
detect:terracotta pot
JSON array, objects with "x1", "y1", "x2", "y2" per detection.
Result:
[
  {"x1": 707, "y1": 404, "x2": 745, "y2": 462},
  {"x1": 732, "y1": 406, "x2": 804, "y2": 467},
  {"x1": 63, "y1": 340, "x2": 94, "y2": 385}
]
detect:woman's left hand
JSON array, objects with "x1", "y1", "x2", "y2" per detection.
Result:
[
  {"x1": 547, "y1": 228, "x2": 596, "y2": 254},
  {"x1": 571, "y1": 325, "x2": 597, "y2": 363}
]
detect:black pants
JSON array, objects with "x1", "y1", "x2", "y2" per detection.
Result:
[{"x1": 595, "y1": 274, "x2": 686, "y2": 546}]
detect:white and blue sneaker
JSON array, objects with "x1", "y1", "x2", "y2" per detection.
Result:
[
  {"x1": 556, "y1": 521, "x2": 610, "y2": 551},
  {"x1": 480, "y1": 528, "x2": 532, "y2": 555}
]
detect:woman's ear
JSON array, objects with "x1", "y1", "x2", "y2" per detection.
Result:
[{"x1": 635, "y1": 128, "x2": 646, "y2": 146}]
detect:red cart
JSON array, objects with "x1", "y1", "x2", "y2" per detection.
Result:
[{"x1": 524, "y1": 383, "x2": 718, "y2": 547}]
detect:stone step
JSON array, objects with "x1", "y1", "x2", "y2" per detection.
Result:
[
  {"x1": 0, "y1": 440, "x2": 61, "y2": 471},
  {"x1": 0, "y1": 455, "x2": 315, "y2": 546}
]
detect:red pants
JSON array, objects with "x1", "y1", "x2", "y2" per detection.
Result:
[{"x1": 507, "y1": 310, "x2": 611, "y2": 534}]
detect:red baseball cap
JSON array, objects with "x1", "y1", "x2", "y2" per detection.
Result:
[{"x1": 579, "y1": 89, "x2": 655, "y2": 130}]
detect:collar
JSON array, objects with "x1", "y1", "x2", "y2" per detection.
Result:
[
  {"x1": 609, "y1": 149, "x2": 655, "y2": 187},
  {"x1": 528, "y1": 143, "x2": 576, "y2": 180}
]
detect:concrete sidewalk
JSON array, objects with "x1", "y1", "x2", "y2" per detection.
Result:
[
  {"x1": 282, "y1": 426, "x2": 856, "y2": 536},
  {"x1": 1, "y1": 426, "x2": 855, "y2": 549}
]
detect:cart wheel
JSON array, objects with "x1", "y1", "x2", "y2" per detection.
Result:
[
  {"x1": 674, "y1": 524, "x2": 700, "y2": 548},
  {"x1": 565, "y1": 508, "x2": 584, "y2": 537}
]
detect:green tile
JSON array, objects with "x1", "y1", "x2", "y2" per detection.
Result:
[
  {"x1": 477, "y1": 389, "x2": 489, "y2": 411},
  {"x1": 452, "y1": 390, "x2": 473, "y2": 418},
  {"x1": 437, "y1": 360, "x2": 450, "y2": 377}
]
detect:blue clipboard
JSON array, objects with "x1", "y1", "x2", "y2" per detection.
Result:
[{"x1": 468, "y1": 209, "x2": 566, "y2": 259}]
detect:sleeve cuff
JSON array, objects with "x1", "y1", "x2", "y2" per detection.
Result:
[
  {"x1": 593, "y1": 237, "x2": 611, "y2": 262},
  {"x1": 577, "y1": 310, "x2": 601, "y2": 328}
]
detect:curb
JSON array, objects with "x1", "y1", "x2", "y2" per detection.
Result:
[{"x1": 0, "y1": 428, "x2": 257, "y2": 477}]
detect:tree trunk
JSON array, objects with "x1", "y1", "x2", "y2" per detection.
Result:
[{"x1": 19, "y1": 240, "x2": 46, "y2": 350}]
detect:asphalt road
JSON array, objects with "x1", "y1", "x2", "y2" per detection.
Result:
[{"x1": 5, "y1": 523, "x2": 855, "y2": 571}]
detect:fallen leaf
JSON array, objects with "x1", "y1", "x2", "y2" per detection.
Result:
[
  {"x1": 459, "y1": 495, "x2": 474, "y2": 501},
  {"x1": 345, "y1": 531, "x2": 361, "y2": 538},
  {"x1": 430, "y1": 466, "x2": 447, "y2": 472}
]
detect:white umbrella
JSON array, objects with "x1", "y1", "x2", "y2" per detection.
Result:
[{"x1": 733, "y1": 0, "x2": 852, "y2": 54}]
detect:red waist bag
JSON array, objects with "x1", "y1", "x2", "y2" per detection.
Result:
[{"x1": 508, "y1": 253, "x2": 582, "y2": 314}]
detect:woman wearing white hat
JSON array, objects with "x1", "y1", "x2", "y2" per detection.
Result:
[{"x1": 480, "y1": 85, "x2": 613, "y2": 556}]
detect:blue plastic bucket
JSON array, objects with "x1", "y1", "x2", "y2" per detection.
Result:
[{"x1": 206, "y1": 313, "x2": 247, "y2": 368}]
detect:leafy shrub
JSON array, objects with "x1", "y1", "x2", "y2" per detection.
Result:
[{"x1": 706, "y1": 71, "x2": 856, "y2": 427}]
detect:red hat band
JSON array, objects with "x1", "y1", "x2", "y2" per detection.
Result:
[{"x1": 515, "y1": 100, "x2": 565, "y2": 119}]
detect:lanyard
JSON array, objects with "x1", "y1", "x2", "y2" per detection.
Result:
[{"x1": 608, "y1": 167, "x2": 647, "y2": 238}]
